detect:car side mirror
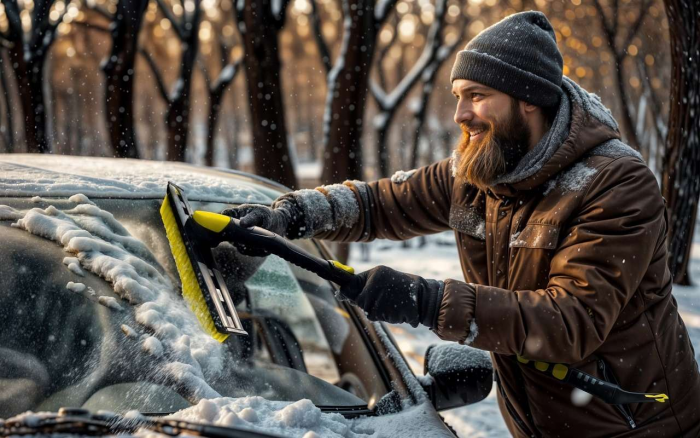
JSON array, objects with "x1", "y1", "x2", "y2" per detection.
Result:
[{"x1": 421, "y1": 343, "x2": 493, "y2": 411}]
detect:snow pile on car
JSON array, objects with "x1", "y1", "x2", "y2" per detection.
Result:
[
  {"x1": 0, "y1": 155, "x2": 275, "y2": 203},
  {"x1": 8, "y1": 195, "x2": 224, "y2": 400},
  {"x1": 168, "y1": 397, "x2": 374, "y2": 438},
  {"x1": 167, "y1": 396, "x2": 457, "y2": 438}
]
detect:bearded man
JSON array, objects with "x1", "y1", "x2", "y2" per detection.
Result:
[{"x1": 224, "y1": 11, "x2": 700, "y2": 437}]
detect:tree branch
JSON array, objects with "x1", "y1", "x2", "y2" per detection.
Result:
[
  {"x1": 376, "y1": 13, "x2": 398, "y2": 91},
  {"x1": 138, "y1": 47, "x2": 172, "y2": 103},
  {"x1": 636, "y1": 56, "x2": 667, "y2": 141},
  {"x1": 309, "y1": 0, "x2": 331, "y2": 73},
  {"x1": 377, "y1": 0, "x2": 448, "y2": 110},
  {"x1": 213, "y1": 57, "x2": 242, "y2": 95},
  {"x1": 622, "y1": 0, "x2": 651, "y2": 53},
  {"x1": 374, "y1": 0, "x2": 398, "y2": 27},
  {"x1": 592, "y1": 0, "x2": 616, "y2": 52},
  {"x1": 43, "y1": 9, "x2": 69, "y2": 50},
  {"x1": 155, "y1": 0, "x2": 186, "y2": 40},
  {"x1": 198, "y1": 56, "x2": 212, "y2": 88}
]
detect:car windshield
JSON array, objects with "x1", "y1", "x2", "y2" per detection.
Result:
[{"x1": 0, "y1": 196, "x2": 388, "y2": 418}]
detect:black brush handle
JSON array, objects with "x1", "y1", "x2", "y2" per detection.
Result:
[{"x1": 221, "y1": 217, "x2": 362, "y2": 289}]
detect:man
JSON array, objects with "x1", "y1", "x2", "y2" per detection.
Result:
[{"x1": 225, "y1": 11, "x2": 700, "y2": 437}]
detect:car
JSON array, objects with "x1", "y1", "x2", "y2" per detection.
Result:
[{"x1": 0, "y1": 154, "x2": 492, "y2": 437}]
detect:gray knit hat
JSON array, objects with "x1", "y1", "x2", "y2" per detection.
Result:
[{"x1": 450, "y1": 11, "x2": 563, "y2": 107}]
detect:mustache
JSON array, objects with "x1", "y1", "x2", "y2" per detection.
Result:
[{"x1": 460, "y1": 122, "x2": 490, "y2": 134}]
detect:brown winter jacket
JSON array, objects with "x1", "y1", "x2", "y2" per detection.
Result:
[{"x1": 313, "y1": 80, "x2": 700, "y2": 436}]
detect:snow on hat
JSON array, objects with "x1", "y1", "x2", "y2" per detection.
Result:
[{"x1": 450, "y1": 11, "x2": 564, "y2": 107}]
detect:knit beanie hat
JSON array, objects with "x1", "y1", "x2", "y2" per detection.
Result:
[{"x1": 450, "y1": 11, "x2": 563, "y2": 107}]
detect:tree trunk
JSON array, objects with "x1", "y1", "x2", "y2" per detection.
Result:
[
  {"x1": 375, "y1": 115, "x2": 394, "y2": 178},
  {"x1": 238, "y1": 0, "x2": 297, "y2": 189},
  {"x1": 661, "y1": 0, "x2": 700, "y2": 286},
  {"x1": 103, "y1": 0, "x2": 148, "y2": 159},
  {"x1": 320, "y1": 0, "x2": 384, "y2": 185},
  {"x1": 205, "y1": 90, "x2": 225, "y2": 167},
  {"x1": 0, "y1": 50, "x2": 14, "y2": 152},
  {"x1": 613, "y1": 54, "x2": 641, "y2": 151},
  {"x1": 166, "y1": 7, "x2": 200, "y2": 163}
]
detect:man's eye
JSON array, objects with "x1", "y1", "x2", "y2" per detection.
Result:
[
  {"x1": 472, "y1": 93, "x2": 484, "y2": 100},
  {"x1": 453, "y1": 94, "x2": 460, "y2": 101}
]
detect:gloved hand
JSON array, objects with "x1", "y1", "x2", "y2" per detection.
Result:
[
  {"x1": 221, "y1": 197, "x2": 305, "y2": 239},
  {"x1": 221, "y1": 197, "x2": 305, "y2": 257},
  {"x1": 340, "y1": 265, "x2": 444, "y2": 329}
]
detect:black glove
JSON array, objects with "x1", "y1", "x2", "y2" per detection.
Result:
[
  {"x1": 340, "y1": 265, "x2": 444, "y2": 329},
  {"x1": 221, "y1": 197, "x2": 305, "y2": 239}
]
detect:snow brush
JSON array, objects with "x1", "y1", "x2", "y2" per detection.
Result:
[
  {"x1": 516, "y1": 356, "x2": 669, "y2": 405},
  {"x1": 161, "y1": 182, "x2": 360, "y2": 342}
]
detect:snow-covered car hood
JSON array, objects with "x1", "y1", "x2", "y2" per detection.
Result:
[{"x1": 0, "y1": 154, "x2": 283, "y2": 203}]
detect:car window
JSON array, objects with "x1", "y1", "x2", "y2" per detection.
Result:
[{"x1": 0, "y1": 197, "x2": 388, "y2": 417}]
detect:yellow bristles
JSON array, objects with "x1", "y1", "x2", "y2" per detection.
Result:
[{"x1": 160, "y1": 196, "x2": 229, "y2": 343}]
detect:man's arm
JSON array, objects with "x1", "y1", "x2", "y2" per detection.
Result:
[
  {"x1": 434, "y1": 157, "x2": 667, "y2": 363},
  {"x1": 299, "y1": 158, "x2": 456, "y2": 242}
]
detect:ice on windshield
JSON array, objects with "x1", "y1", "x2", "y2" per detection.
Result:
[
  {"x1": 0, "y1": 157, "x2": 275, "y2": 203},
  {"x1": 8, "y1": 195, "x2": 225, "y2": 400}
]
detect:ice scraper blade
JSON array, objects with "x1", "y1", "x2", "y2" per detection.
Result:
[{"x1": 161, "y1": 182, "x2": 247, "y2": 343}]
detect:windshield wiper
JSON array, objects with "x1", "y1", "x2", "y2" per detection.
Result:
[
  {"x1": 0, "y1": 407, "x2": 281, "y2": 438},
  {"x1": 317, "y1": 405, "x2": 375, "y2": 419}
]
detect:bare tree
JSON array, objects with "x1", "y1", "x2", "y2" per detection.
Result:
[
  {"x1": 0, "y1": 50, "x2": 14, "y2": 151},
  {"x1": 140, "y1": 0, "x2": 202, "y2": 161},
  {"x1": 409, "y1": 21, "x2": 465, "y2": 170},
  {"x1": 661, "y1": 0, "x2": 699, "y2": 285},
  {"x1": 1, "y1": 0, "x2": 68, "y2": 153},
  {"x1": 592, "y1": 0, "x2": 652, "y2": 151},
  {"x1": 199, "y1": 42, "x2": 242, "y2": 167},
  {"x1": 313, "y1": 0, "x2": 397, "y2": 185},
  {"x1": 368, "y1": 0, "x2": 453, "y2": 177},
  {"x1": 234, "y1": 0, "x2": 297, "y2": 189},
  {"x1": 99, "y1": 0, "x2": 149, "y2": 158}
]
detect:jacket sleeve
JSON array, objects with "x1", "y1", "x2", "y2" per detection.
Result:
[
  {"x1": 312, "y1": 158, "x2": 456, "y2": 242},
  {"x1": 438, "y1": 157, "x2": 667, "y2": 364}
]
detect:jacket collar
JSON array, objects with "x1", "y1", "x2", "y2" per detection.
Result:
[{"x1": 489, "y1": 77, "x2": 620, "y2": 196}]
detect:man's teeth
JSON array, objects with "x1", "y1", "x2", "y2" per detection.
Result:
[{"x1": 470, "y1": 129, "x2": 484, "y2": 136}]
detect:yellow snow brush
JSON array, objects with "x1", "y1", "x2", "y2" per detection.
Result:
[{"x1": 161, "y1": 182, "x2": 360, "y2": 343}]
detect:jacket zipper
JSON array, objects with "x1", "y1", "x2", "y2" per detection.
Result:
[{"x1": 597, "y1": 359, "x2": 637, "y2": 429}]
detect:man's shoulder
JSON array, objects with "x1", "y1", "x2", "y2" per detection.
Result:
[{"x1": 544, "y1": 139, "x2": 653, "y2": 199}]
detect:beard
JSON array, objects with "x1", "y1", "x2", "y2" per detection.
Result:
[{"x1": 453, "y1": 98, "x2": 531, "y2": 190}]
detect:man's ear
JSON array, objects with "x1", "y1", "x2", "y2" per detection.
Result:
[{"x1": 521, "y1": 101, "x2": 539, "y2": 114}]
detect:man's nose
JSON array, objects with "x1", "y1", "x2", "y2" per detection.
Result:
[{"x1": 454, "y1": 102, "x2": 474, "y2": 125}]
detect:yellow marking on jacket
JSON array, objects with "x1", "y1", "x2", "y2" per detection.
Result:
[{"x1": 645, "y1": 394, "x2": 669, "y2": 403}]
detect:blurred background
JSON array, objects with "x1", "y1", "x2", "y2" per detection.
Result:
[{"x1": 0, "y1": 0, "x2": 697, "y2": 284}]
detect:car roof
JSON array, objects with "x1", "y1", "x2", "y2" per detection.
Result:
[{"x1": 0, "y1": 154, "x2": 288, "y2": 204}]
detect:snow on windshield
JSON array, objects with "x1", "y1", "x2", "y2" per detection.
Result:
[
  {"x1": 167, "y1": 397, "x2": 374, "y2": 438},
  {"x1": 8, "y1": 195, "x2": 224, "y2": 400},
  {"x1": 0, "y1": 156, "x2": 275, "y2": 203},
  {"x1": 166, "y1": 396, "x2": 455, "y2": 438}
]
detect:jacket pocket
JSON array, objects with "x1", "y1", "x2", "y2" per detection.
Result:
[
  {"x1": 449, "y1": 204, "x2": 486, "y2": 241},
  {"x1": 598, "y1": 358, "x2": 637, "y2": 430},
  {"x1": 509, "y1": 223, "x2": 559, "y2": 249}
]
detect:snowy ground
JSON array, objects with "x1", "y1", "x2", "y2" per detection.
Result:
[{"x1": 348, "y1": 221, "x2": 700, "y2": 438}]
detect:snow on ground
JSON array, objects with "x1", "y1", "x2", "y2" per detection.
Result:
[{"x1": 348, "y1": 224, "x2": 700, "y2": 438}]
